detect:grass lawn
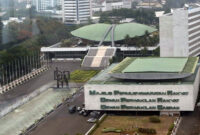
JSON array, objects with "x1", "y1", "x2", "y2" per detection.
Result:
[
  {"x1": 92, "y1": 116, "x2": 176, "y2": 135},
  {"x1": 70, "y1": 70, "x2": 99, "y2": 83}
]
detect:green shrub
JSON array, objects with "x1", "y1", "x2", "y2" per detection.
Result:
[
  {"x1": 138, "y1": 128, "x2": 156, "y2": 134},
  {"x1": 167, "y1": 123, "x2": 175, "y2": 135},
  {"x1": 169, "y1": 123, "x2": 174, "y2": 131},
  {"x1": 149, "y1": 116, "x2": 161, "y2": 123},
  {"x1": 102, "y1": 127, "x2": 122, "y2": 133}
]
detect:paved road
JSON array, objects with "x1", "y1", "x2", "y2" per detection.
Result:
[
  {"x1": 0, "y1": 61, "x2": 81, "y2": 111},
  {"x1": 177, "y1": 107, "x2": 200, "y2": 135},
  {"x1": 0, "y1": 88, "x2": 78, "y2": 135},
  {"x1": 28, "y1": 90, "x2": 93, "y2": 135},
  {"x1": 0, "y1": 60, "x2": 93, "y2": 135}
]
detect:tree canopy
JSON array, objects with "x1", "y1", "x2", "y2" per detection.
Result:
[
  {"x1": 0, "y1": 17, "x2": 80, "y2": 65},
  {"x1": 99, "y1": 8, "x2": 158, "y2": 25}
]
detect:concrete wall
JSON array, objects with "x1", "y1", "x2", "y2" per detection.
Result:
[
  {"x1": 160, "y1": 9, "x2": 189, "y2": 57},
  {"x1": 160, "y1": 15, "x2": 174, "y2": 57},
  {"x1": 85, "y1": 83, "x2": 196, "y2": 111},
  {"x1": 173, "y1": 9, "x2": 189, "y2": 57}
]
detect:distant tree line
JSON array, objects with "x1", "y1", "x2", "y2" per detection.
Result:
[
  {"x1": 0, "y1": 16, "x2": 82, "y2": 84},
  {"x1": 124, "y1": 31, "x2": 159, "y2": 47},
  {"x1": 98, "y1": 8, "x2": 159, "y2": 25},
  {"x1": 0, "y1": 17, "x2": 80, "y2": 65}
]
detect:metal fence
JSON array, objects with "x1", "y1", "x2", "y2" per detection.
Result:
[{"x1": 0, "y1": 53, "x2": 50, "y2": 94}]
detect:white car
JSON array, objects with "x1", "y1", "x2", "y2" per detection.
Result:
[
  {"x1": 77, "y1": 107, "x2": 81, "y2": 111},
  {"x1": 87, "y1": 118, "x2": 97, "y2": 123}
]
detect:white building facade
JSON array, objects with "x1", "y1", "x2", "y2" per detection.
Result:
[
  {"x1": 92, "y1": 0, "x2": 131, "y2": 12},
  {"x1": 160, "y1": 7, "x2": 200, "y2": 57},
  {"x1": 84, "y1": 68, "x2": 200, "y2": 112},
  {"x1": 84, "y1": 57, "x2": 200, "y2": 113},
  {"x1": 62, "y1": 0, "x2": 92, "y2": 24},
  {"x1": 32, "y1": 0, "x2": 61, "y2": 11}
]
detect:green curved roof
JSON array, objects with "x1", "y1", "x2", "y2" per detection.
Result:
[
  {"x1": 114, "y1": 23, "x2": 157, "y2": 41},
  {"x1": 71, "y1": 23, "x2": 157, "y2": 42}
]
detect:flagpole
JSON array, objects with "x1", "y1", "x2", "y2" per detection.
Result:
[
  {"x1": 9, "y1": 63, "x2": 11, "y2": 83},
  {"x1": 18, "y1": 59, "x2": 21, "y2": 78},
  {"x1": 2, "y1": 65, "x2": 5, "y2": 85}
]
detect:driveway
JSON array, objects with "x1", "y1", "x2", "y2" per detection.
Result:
[{"x1": 28, "y1": 91, "x2": 94, "y2": 135}]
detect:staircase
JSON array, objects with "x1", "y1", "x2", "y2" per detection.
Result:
[{"x1": 82, "y1": 47, "x2": 116, "y2": 69}]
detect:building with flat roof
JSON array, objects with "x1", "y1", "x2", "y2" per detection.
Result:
[
  {"x1": 32, "y1": 0, "x2": 57, "y2": 12},
  {"x1": 92, "y1": 0, "x2": 131, "y2": 12},
  {"x1": 160, "y1": 6, "x2": 200, "y2": 57},
  {"x1": 136, "y1": 1, "x2": 163, "y2": 9},
  {"x1": 62, "y1": 0, "x2": 92, "y2": 24},
  {"x1": 84, "y1": 57, "x2": 200, "y2": 113}
]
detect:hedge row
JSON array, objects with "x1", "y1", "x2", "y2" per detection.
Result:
[
  {"x1": 149, "y1": 116, "x2": 161, "y2": 123},
  {"x1": 70, "y1": 70, "x2": 99, "y2": 83},
  {"x1": 138, "y1": 128, "x2": 157, "y2": 134}
]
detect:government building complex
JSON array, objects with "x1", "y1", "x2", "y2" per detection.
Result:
[{"x1": 84, "y1": 57, "x2": 200, "y2": 114}]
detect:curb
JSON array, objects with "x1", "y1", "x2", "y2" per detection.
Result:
[{"x1": 85, "y1": 113, "x2": 107, "y2": 135}]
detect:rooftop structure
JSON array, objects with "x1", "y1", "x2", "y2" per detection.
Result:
[
  {"x1": 84, "y1": 57, "x2": 200, "y2": 112},
  {"x1": 122, "y1": 58, "x2": 188, "y2": 73},
  {"x1": 109, "y1": 57, "x2": 198, "y2": 80},
  {"x1": 71, "y1": 23, "x2": 157, "y2": 44},
  {"x1": 88, "y1": 57, "x2": 199, "y2": 83}
]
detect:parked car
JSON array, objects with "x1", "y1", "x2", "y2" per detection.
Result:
[
  {"x1": 87, "y1": 118, "x2": 97, "y2": 123},
  {"x1": 68, "y1": 105, "x2": 76, "y2": 113},
  {"x1": 77, "y1": 106, "x2": 82, "y2": 111},
  {"x1": 83, "y1": 110, "x2": 90, "y2": 116},
  {"x1": 79, "y1": 109, "x2": 84, "y2": 115},
  {"x1": 90, "y1": 111, "x2": 100, "y2": 118}
]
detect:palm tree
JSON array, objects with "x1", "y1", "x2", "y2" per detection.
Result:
[
  {"x1": 124, "y1": 34, "x2": 131, "y2": 46},
  {"x1": 141, "y1": 47, "x2": 148, "y2": 56},
  {"x1": 144, "y1": 30, "x2": 149, "y2": 38}
]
